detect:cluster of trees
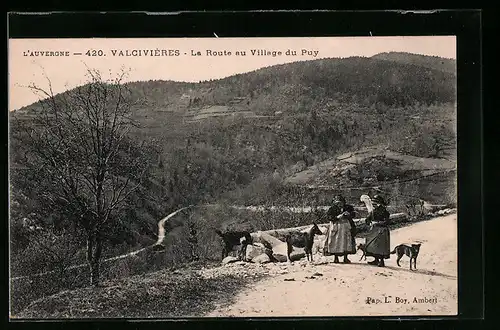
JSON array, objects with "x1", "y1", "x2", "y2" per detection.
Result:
[
  {"x1": 371, "y1": 52, "x2": 456, "y2": 74},
  {"x1": 89, "y1": 55, "x2": 456, "y2": 116},
  {"x1": 202, "y1": 56, "x2": 456, "y2": 110}
]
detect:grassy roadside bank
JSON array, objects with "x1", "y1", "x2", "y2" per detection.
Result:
[{"x1": 14, "y1": 264, "x2": 268, "y2": 319}]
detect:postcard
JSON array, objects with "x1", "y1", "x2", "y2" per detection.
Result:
[{"x1": 9, "y1": 36, "x2": 458, "y2": 318}]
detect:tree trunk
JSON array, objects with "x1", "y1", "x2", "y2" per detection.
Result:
[
  {"x1": 86, "y1": 233, "x2": 95, "y2": 285},
  {"x1": 86, "y1": 230, "x2": 103, "y2": 286},
  {"x1": 89, "y1": 259, "x2": 100, "y2": 286}
]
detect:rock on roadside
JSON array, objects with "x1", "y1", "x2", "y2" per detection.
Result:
[
  {"x1": 252, "y1": 253, "x2": 271, "y2": 264},
  {"x1": 222, "y1": 256, "x2": 240, "y2": 265},
  {"x1": 245, "y1": 245, "x2": 273, "y2": 262}
]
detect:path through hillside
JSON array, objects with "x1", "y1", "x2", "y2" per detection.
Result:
[{"x1": 206, "y1": 214, "x2": 457, "y2": 317}]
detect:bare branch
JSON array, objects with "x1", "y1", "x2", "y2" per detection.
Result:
[{"x1": 13, "y1": 66, "x2": 151, "y2": 286}]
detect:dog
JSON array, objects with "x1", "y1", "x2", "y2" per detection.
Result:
[
  {"x1": 357, "y1": 243, "x2": 377, "y2": 261},
  {"x1": 285, "y1": 223, "x2": 324, "y2": 263},
  {"x1": 390, "y1": 243, "x2": 422, "y2": 270},
  {"x1": 357, "y1": 243, "x2": 368, "y2": 261},
  {"x1": 214, "y1": 229, "x2": 253, "y2": 261}
]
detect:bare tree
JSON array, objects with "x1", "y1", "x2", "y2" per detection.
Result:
[{"x1": 13, "y1": 68, "x2": 155, "y2": 286}]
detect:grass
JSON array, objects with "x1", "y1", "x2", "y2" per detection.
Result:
[{"x1": 14, "y1": 266, "x2": 266, "y2": 319}]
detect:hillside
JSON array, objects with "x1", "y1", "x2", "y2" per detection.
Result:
[
  {"x1": 15, "y1": 53, "x2": 456, "y2": 117},
  {"x1": 11, "y1": 53, "x2": 456, "y2": 206},
  {"x1": 371, "y1": 52, "x2": 456, "y2": 74},
  {"x1": 115, "y1": 54, "x2": 456, "y2": 122},
  {"x1": 9, "y1": 53, "x2": 457, "y2": 313},
  {"x1": 285, "y1": 147, "x2": 456, "y2": 186},
  {"x1": 281, "y1": 146, "x2": 456, "y2": 206}
]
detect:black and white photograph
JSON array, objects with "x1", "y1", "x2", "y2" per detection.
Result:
[{"x1": 8, "y1": 36, "x2": 458, "y2": 318}]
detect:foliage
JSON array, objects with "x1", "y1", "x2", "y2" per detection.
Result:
[{"x1": 11, "y1": 69, "x2": 157, "y2": 286}]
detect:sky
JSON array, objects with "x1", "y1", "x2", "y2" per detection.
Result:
[{"x1": 9, "y1": 36, "x2": 456, "y2": 111}]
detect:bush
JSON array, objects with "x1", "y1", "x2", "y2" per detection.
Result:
[{"x1": 11, "y1": 229, "x2": 84, "y2": 280}]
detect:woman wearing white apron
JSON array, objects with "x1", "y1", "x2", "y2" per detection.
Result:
[{"x1": 323, "y1": 195, "x2": 357, "y2": 263}]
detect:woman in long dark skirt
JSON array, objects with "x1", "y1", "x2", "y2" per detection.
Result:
[
  {"x1": 364, "y1": 195, "x2": 391, "y2": 267},
  {"x1": 324, "y1": 195, "x2": 357, "y2": 263}
]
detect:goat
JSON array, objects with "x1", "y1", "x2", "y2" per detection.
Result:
[
  {"x1": 285, "y1": 222, "x2": 324, "y2": 263},
  {"x1": 214, "y1": 229, "x2": 253, "y2": 261}
]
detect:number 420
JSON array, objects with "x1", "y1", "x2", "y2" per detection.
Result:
[{"x1": 85, "y1": 49, "x2": 105, "y2": 56}]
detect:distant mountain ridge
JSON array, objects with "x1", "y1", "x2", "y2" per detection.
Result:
[
  {"x1": 11, "y1": 51, "x2": 457, "y2": 210},
  {"x1": 15, "y1": 52, "x2": 456, "y2": 117},
  {"x1": 371, "y1": 52, "x2": 456, "y2": 74}
]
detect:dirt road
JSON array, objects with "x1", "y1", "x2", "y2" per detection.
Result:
[{"x1": 206, "y1": 214, "x2": 457, "y2": 317}]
